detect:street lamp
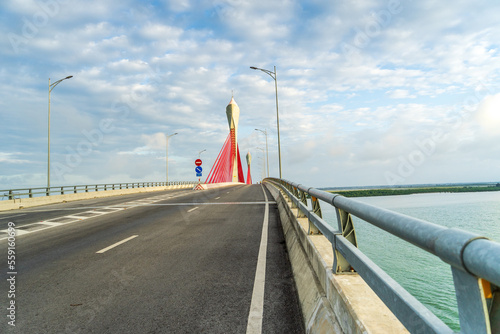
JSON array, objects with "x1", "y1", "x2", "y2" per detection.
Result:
[
  {"x1": 198, "y1": 149, "x2": 206, "y2": 158},
  {"x1": 250, "y1": 66, "x2": 281, "y2": 178},
  {"x1": 48, "y1": 75, "x2": 73, "y2": 189},
  {"x1": 166, "y1": 132, "x2": 178, "y2": 183},
  {"x1": 255, "y1": 129, "x2": 269, "y2": 178},
  {"x1": 256, "y1": 148, "x2": 266, "y2": 180}
]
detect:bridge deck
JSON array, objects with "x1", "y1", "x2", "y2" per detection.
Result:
[{"x1": 0, "y1": 185, "x2": 304, "y2": 333}]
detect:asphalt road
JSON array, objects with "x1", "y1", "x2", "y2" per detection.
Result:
[{"x1": 1, "y1": 184, "x2": 304, "y2": 333}]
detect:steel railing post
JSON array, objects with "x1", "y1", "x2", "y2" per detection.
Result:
[
  {"x1": 451, "y1": 267, "x2": 490, "y2": 332},
  {"x1": 333, "y1": 208, "x2": 358, "y2": 273}
]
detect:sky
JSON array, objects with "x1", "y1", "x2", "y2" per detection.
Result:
[{"x1": 1, "y1": 0, "x2": 500, "y2": 189}]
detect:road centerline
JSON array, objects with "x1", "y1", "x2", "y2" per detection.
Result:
[{"x1": 96, "y1": 235, "x2": 139, "y2": 254}]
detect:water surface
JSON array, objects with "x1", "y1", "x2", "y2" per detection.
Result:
[{"x1": 319, "y1": 191, "x2": 500, "y2": 331}]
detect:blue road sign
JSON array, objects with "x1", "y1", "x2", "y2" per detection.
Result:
[
  {"x1": 195, "y1": 166, "x2": 202, "y2": 173},
  {"x1": 196, "y1": 172, "x2": 202, "y2": 177}
]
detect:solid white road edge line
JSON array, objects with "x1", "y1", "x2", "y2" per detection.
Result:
[
  {"x1": 96, "y1": 235, "x2": 139, "y2": 254},
  {"x1": 246, "y1": 185, "x2": 269, "y2": 334}
]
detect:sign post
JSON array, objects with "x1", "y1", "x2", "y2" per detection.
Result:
[{"x1": 195, "y1": 159, "x2": 202, "y2": 183}]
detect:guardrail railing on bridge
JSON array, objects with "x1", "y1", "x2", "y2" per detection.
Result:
[
  {"x1": 1, "y1": 181, "x2": 196, "y2": 201},
  {"x1": 265, "y1": 178, "x2": 500, "y2": 334}
]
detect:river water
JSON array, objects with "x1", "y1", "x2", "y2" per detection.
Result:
[{"x1": 319, "y1": 191, "x2": 500, "y2": 331}]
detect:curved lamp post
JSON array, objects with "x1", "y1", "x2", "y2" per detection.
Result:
[
  {"x1": 198, "y1": 149, "x2": 206, "y2": 158},
  {"x1": 255, "y1": 129, "x2": 269, "y2": 178},
  {"x1": 166, "y1": 132, "x2": 178, "y2": 183},
  {"x1": 256, "y1": 147, "x2": 266, "y2": 180},
  {"x1": 48, "y1": 75, "x2": 73, "y2": 189},
  {"x1": 250, "y1": 66, "x2": 281, "y2": 178}
]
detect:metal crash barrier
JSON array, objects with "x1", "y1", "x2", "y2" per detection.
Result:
[
  {"x1": 265, "y1": 178, "x2": 500, "y2": 334},
  {"x1": 0, "y1": 181, "x2": 197, "y2": 200}
]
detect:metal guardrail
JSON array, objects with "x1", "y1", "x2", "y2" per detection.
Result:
[
  {"x1": 1, "y1": 181, "x2": 197, "y2": 201},
  {"x1": 265, "y1": 178, "x2": 500, "y2": 334}
]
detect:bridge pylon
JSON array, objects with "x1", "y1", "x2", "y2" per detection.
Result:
[{"x1": 205, "y1": 96, "x2": 245, "y2": 184}]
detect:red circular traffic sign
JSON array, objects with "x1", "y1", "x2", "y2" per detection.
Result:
[{"x1": 195, "y1": 159, "x2": 202, "y2": 166}]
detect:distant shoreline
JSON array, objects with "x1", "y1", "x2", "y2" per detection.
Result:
[{"x1": 325, "y1": 185, "x2": 500, "y2": 197}]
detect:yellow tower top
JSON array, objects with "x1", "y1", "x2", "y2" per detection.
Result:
[
  {"x1": 226, "y1": 97, "x2": 240, "y2": 130},
  {"x1": 246, "y1": 151, "x2": 251, "y2": 166}
]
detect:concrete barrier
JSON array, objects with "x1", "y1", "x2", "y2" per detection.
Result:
[
  {"x1": 264, "y1": 181, "x2": 408, "y2": 334},
  {"x1": 193, "y1": 182, "x2": 246, "y2": 190},
  {"x1": 0, "y1": 184, "x2": 196, "y2": 212}
]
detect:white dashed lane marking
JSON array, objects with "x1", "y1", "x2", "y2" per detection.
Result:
[
  {"x1": 38, "y1": 222, "x2": 64, "y2": 227},
  {"x1": 96, "y1": 235, "x2": 139, "y2": 254}
]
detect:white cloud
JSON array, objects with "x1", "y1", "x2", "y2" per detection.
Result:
[
  {"x1": 164, "y1": 0, "x2": 191, "y2": 12},
  {"x1": 139, "y1": 22, "x2": 183, "y2": 45},
  {"x1": 476, "y1": 93, "x2": 500, "y2": 136},
  {"x1": 1, "y1": 0, "x2": 500, "y2": 188},
  {"x1": 386, "y1": 89, "x2": 416, "y2": 99},
  {"x1": 0, "y1": 153, "x2": 32, "y2": 164}
]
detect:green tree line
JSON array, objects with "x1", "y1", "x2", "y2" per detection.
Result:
[{"x1": 327, "y1": 185, "x2": 500, "y2": 198}]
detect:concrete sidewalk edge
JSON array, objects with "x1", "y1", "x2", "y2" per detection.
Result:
[{"x1": 264, "y1": 181, "x2": 408, "y2": 334}]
